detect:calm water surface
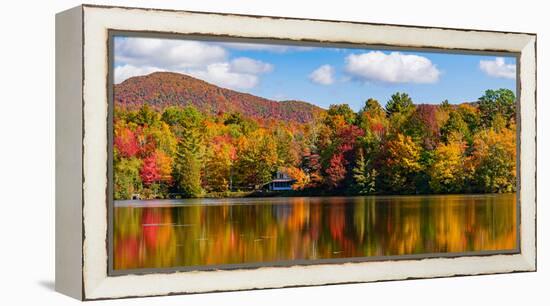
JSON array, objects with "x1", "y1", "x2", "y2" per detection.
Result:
[{"x1": 113, "y1": 194, "x2": 517, "y2": 270}]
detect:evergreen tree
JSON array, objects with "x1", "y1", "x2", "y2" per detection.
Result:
[
  {"x1": 171, "y1": 105, "x2": 205, "y2": 197},
  {"x1": 478, "y1": 88, "x2": 516, "y2": 128},
  {"x1": 385, "y1": 92, "x2": 414, "y2": 116},
  {"x1": 352, "y1": 151, "x2": 377, "y2": 194},
  {"x1": 173, "y1": 142, "x2": 203, "y2": 197}
]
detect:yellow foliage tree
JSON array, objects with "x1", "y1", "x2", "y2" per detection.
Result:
[
  {"x1": 284, "y1": 166, "x2": 310, "y2": 190},
  {"x1": 382, "y1": 133, "x2": 422, "y2": 193},
  {"x1": 469, "y1": 124, "x2": 516, "y2": 192},
  {"x1": 428, "y1": 133, "x2": 466, "y2": 193}
]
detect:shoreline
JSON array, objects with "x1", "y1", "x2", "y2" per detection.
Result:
[{"x1": 114, "y1": 192, "x2": 516, "y2": 207}]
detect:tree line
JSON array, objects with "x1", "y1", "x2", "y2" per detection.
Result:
[{"x1": 113, "y1": 88, "x2": 516, "y2": 200}]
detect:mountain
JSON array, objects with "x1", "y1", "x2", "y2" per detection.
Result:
[{"x1": 114, "y1": 72, "x2": 324, "y2": 123}]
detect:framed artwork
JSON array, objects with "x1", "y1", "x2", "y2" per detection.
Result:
[{"x1": 55, "y1": 4, "x2": 537, "y2": 300}]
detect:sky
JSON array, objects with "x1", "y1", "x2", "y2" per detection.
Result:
[{"x1": 114, "y1": 36, "x2": 517, "y2": 111}]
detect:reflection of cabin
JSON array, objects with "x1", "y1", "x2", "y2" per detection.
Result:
[{"x1": 264, "y1": 169, "x2": 296, "y2": 191}]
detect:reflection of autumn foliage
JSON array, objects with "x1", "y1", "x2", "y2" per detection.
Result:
[
  {"x1": 328, "y1": 204, "x2": 345, "y2": 241},
  {"x1": 114, "y1": 194, "x2": 516, "y2": 269}
]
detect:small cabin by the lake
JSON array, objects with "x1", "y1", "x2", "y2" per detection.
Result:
[{"x1": 265, "y1": 170, "x2": 296, "y2": 191}]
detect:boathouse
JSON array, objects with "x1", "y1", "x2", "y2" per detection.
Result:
[{"x1": 265, "y1": 169, "x2": 295, "y2": 191}]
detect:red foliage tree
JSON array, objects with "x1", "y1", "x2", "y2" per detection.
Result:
[
  {"x1": 114, "y1": 127, "x2": 139, "y2": 158},
  {"x1": 337, "y1": 125, "x2": 364, "y2": 156},
  {"x1": 323, "y1": 124, "x2": 366, "y2": 189},
  {"x1": 140, "y1": 153, "x2": 161, "y2": 185},
  {"x1": 325, "y1": 153, "x2": 346, "y2": 188},
  {"x1": 411, "y1": 104, "x2": 439, "y2": 149},
  {"x1": 136, "y1": 129, "x2": 157, "y2": 158}
]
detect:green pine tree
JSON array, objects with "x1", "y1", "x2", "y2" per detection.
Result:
[{"x1": 352, "y1": 151, "x2": 377, "y2": 195}]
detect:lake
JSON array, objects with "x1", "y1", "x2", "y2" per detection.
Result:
[{"x1": 113, "y1": 193, "x2": 517, "y2": 270}]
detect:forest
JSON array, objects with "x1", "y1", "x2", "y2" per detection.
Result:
[{"x1": 113, "y1": 88, "x2": 516, "y2": 200}]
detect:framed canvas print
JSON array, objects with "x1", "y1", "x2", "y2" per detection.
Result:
[{"x1": 55, "y1": 4, "x2": 537, "y2": 300}]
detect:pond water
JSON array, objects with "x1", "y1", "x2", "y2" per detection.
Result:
[{"x1": 113, "y1": 193, "x2": 517, "y2": 270}]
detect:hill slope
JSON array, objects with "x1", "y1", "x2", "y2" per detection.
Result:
[{"x1": 114, "y1": 72, "x2": 324, "y2": 123}]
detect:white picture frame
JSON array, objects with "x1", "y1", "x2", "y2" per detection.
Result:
[{"x1": 55, "y1": 4, "x2": 536, "y2": 300}]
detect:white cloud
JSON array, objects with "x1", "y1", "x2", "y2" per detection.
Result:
[
  {"x1": 188, "y1": 63, "x2": 260, "y2": 90},
  {"x1": 344, "y1": 51, "x2": 440, "y2": 84},
  {"x1": 115, "y1": 37, "x2": 227, "y2": 69},
  {"x1": 230, "y1": 57, "x2": 273, "y2": 74},
  {"x1": 114, "y1": 64, "x2": 164, "y2": 84},
  {"x1": 309, "y1": 65, "x2": 335, "y2": 85},
  {"x1": 114, "y1": 37, "x2": 274, "y2": 89},
  {"x1": 479, "y1": 57, "x2": 516, "y2": 79}
]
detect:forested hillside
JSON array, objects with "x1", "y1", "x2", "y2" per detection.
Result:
[{"x1": 115, "y1": 72, "x2": 323, "y2": 123}]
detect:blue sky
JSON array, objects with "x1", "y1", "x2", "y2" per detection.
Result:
[{"x1": 114, "y1": 36, "x2": 517, "y2": 111}]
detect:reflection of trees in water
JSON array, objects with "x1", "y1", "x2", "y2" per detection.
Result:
[{"x1": 114, "y1": 194, "x2": 517, "y2": 270}]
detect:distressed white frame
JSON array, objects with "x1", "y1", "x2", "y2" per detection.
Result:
[{"x1": 57, "y1": 4, "x2": 536, "y2": 300}]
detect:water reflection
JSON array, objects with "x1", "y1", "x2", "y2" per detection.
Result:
[{"x1": 113, "y1": 194, "x2": 517, "y2": 270}]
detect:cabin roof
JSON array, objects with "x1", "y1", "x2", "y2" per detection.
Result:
[{"x1": 271, "y1": 179, "x2": 295, "y2": 183}]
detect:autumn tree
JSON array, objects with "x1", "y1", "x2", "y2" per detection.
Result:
[
  {"x1": 134, "y1": 103, "x2": 161, "y2": 127},
  {"x1": 203, "y1": 141, "x2": 235, "y2": 192},
  {"x1": 274, "y1": 125, "x2": 299, "y2": 167},
  {"x1": 428, "y1": 134, "x2": 467, "y2": 193},
  {"x1": 144, "y1": 122, "x2": 177, "y2": 157},
  {"x1": 385, "y1": 92, "x2": 414, "y2": 116},
  {"x1": 403, "y1": 104, "x2": 441, "y2": 149},
  {"x1": 155, "y1": 150, "x2": 173, "y2": 184},
  {"x1": 380, "y1": 133, "x2": 422, "y2": 193},
  {"x1": 173, "y1": 142, "x2": 203, "y2": 197},
  {"x1": 352, "y1": 150, "x2": 377, "y2": 194},
  {"x1": 284, "y1": 166, "x2": 310, "y2": 190},
  {"x1": 140, "y1": 154, "x2": 161, "y2": 186},
  {"x1": 172, "y1": 106, "x2": 206, "y2": 197},
  {"x1": 386, "y1": 92, "x2": 415, "y2": 135},
  {"x1": 457, "y1": 104, "x2": 481, "y2": 135},
  {"x1": 470, "y1": 126, "x2": 516, "y2": 193},
  {"x1": 233, "y1": 131, "x2": 278, "y2": 188},
  {"x1": 325, "y1": 153, "x2": 347, "y2": 188},
  {"x1": 137, "y1": 154, "x2": 161, "y2": 199},
  {"x1": 478, "y1": 88, "x2": 516, "y2": 128},
  {"x1": 114, "y1": 123, "x2": 139, "y2": 158},
  {"x1": 440, "y1": 110, "x2": 470, "y2": 144},
  {"x1": 223, "y1": 112, "x2": 259, "y2": 136},
  {"x1": 301, "y1": 148, "x2": 323, "y2": 187},
  {"x1": 114, "y1": 157, "x2": 142, "y2": 200},
  {"x1": 161, "y1": 106, "x2": 185, "y2": 126},
  {"x1": 323, "y1": 125, "x2": 364, "y2": 189},
  {"x1": 357, "y1": 98, "x2": 388, "y2": 144},
  {"x1": 440, "y1": 99, "x2": 451, "y2": 111},
  {"x1": 326, "y1": 104, "x2": 356, "y2": 125}
]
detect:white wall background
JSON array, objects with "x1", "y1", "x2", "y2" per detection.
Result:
[{"x1": 0, "y1": 0, "x2": 546, "y2": 305}]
